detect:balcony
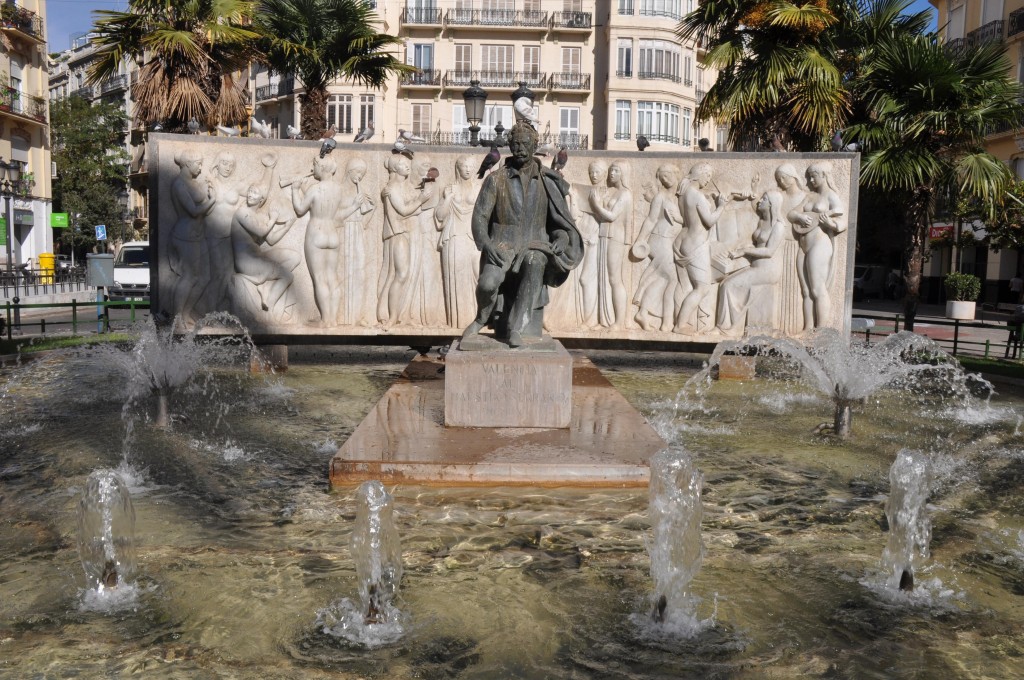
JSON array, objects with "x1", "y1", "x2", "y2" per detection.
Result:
[
  {"x1": 70, "y1": 85, "x2": 94, "y2": 100},
  {"x1": 696, "y1": 88, "x2": 706, "y2": 102},
  {"x1": 444, "y1": 70, "x2": 546, "y2": 89},
  {"x1": 618, "y1": 2, "x2": 634, "y2": 15},
  {"x1": 551, "y1": 11, "x2": 592, "y2": 30},
  {"x1": 402, "y1": 6, "x2": 442, "y2": 25},
  {"x1": 0, "y1": 5, "x2": 44, "y2": 42},
  {"x1": 0, "y1": 88, "x2": 47, "y2": 124},
  {"x1": 637, "y1": 132, "x2": 679, "y2": 144},
  {"x1": 445, "y1": 9, "x2": 548, "y2": 28},
  {"x1": 967, "y1": 20, "x2": 1004, "y2": 47},
  {"x1": 638, "y1": 71, "x2": 681, "y2": 84},
  {"x1": 614, "y1": 132, "x2": 631, "y2": 140},
  {"x1": 1010, "y1": 8, "x2": 1024, "y2": 38},
  {"x1": 99, "y1": 74, "x2": 129, "y2": 95},
  {"x1": 638, "y1": 7, "x2": 681, "y2": 20},
  {"x1": 255, "y1": 77, "x2": 295, "y2": 102},
  {"x1": 427, "y1": 131, "x2": 588, "y2": 149},
  {"x1": 550, "y1": 132, "x2": 589, "y2": 150},
  {"x1": 400, "y1": 69, "x2": 442, "y2": 87},
  {"x1": 616, "y1": 69, "x2": 632, "y2": 78},
  {"x1": 549, "y1": 72, "x2": 591, "y2": 90}
]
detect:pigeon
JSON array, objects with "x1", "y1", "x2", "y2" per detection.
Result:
[
  {"x1": 321, "y1": 123, "x2": 337, "y2": 140},
  {"x1": 392, "y1": 139, "x2": 414, "y2": 159},
  {"x1": 286, "y1": 124, "x2": 302, "y2": 140},
  {"x1": 513, "y1": 96, "x2": 539, "y2": 126},
  {"x1": 771, "y1": 133, "x2": 786, "y2": 152},
  {"x1": 319, "y1": 137, "x2": 337, "y2": 159},
  {"x1": 843, "y1": 142, "x2": 860, "y2": 152},
  {"x1": 698, "y1": 138, "x2": 711, "y2": 152},
  {"x1": 830, "y1": 131, "x2": 843, "y2": 152},
  {"x1": 417, "y1": 167, "x2": 439, "y2": 189},
  {"x1": 535, "y1": 141, "x2": 555, "y2": 157},
  {"x1": 636, "y1": 134, "x2": 650, "y2": 151},
  {"x1": 477, "y1": 144, "x2": 500, "y2": 179},
  {"x1": 187, "y1": 117, "x2": 200, "y2": 134},
  {"x1": 399, "y1": 128, "x2": 426, "y2": 143},
  {"x1": 250, "y1": 117, "x2": 272, "y2": 139},
  {"x1": 551, "y1": 146, "x2": 568, "y2": 172},
  {"x1": 353, "y1": 122, "x2": 374, "y2": 143},
  {"x1": 217, "y1": 124, "x2": 241, "y2": 137},
  {"x1": 151, "y1": 121, "x2": 164, "y2": 132}
]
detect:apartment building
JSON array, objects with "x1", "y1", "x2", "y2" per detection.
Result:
[
  {"x1": 251, "y1": 0, "x2": 721, "y2": 152},
  {"x1": 0, "y1": 0, "x2": 52, "y2": 269},
  {"x1": 929, "y1": 0, "x2": 1024, "y2": 303}
]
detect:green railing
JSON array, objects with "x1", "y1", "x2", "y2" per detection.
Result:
[
  {"x1": 851, "y1": 313, "x2": 1023, "y2": 360},
  {"x1": 3, "y1": 299, "x2": 148, "y2": 341}
]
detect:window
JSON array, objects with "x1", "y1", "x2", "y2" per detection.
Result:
[
  {"x1": 637, "y1": 101, "x2": 680, "y2": 144},
  {"x1": 683, "y1": 52, "x2": 693, "y2": 86},
  {"x1": 482, "y1": 44, "x2": 514, "y2": 72},
  {"x1": 682, "y1": 108, "x2": 691, "y2": 145},
  {"x1": 639, "y1": 40, "x2": 680, "y2": 82},
  {"x1": 617, "y1": 39, "x2": 632, "y2": 77},
  {"x1": 564, "y1": 0, "x2": 583, "y2": 10},
  {"x1": 455, "y1": 44, "x2": 472, "y2": 73},
  {"x1": 360, "y1": 94, "x2": 375, "y2": 129},
  {"x1": 327, "y1": 94, "x2": 353, "y2": 133},
  {"x1": 411, "y1": 104, "x2": 431, "y2": 137},
  {"x1": 560, "y1": 107, "x2": 580, "y2": 137},
  {"x1": 615, "y1": 100, "x2": 631, "y2": 139},
  {"x1": 452, "y1": 104, "x2": 470, "y2": 134},
  {"x1": 562, "y1": 47, "x2": 581, "y2": 73},
  {"x1": 523, "y1": 46, "x2": 540, "y2": 74},
  {"x1": 716, "y1": 126, "x2": 729, "y2": 151},
  {"x1": 639, "y1": 0, "x2": 681, "y2": 19},
  {"x1": 947, "y1": 4, "x2": 965, "y2": 40},
  {"x1": 413, "y1": 44, "x2": 433, "y2": 71},
  {"x1": 482, "y1": 0, "x2": 513, "y2": 23}
]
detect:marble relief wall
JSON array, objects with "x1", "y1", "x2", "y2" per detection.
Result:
[{"x1": 151, "y1": 135, "x2": 859, "y2": 341}]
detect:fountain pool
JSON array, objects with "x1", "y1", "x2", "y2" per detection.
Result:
[{"x1": 1, "y1": 342, "x2": 1023, "y2": 678}]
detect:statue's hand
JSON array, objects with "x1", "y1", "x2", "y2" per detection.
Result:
[
  {"x1": 483, "y1": 242, "x2": 510, "y2": 267},
  {"x1": 551, "y1": 233, "x2": 569, "y2": 256}
]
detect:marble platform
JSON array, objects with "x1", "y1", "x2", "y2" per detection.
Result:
[{"x1": 329, "y1": 353, "x2": 666, "y2": 487}]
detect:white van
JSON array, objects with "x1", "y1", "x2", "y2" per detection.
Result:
[{"x1": 109, "y1": 241, "x2": 150, "y2": 302}]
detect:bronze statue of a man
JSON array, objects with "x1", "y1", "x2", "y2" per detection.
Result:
[{"x1": 462, "y1": 122, "x2": 584, "y2": 347}]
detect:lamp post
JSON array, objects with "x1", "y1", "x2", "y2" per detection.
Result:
[
  {"x1": 462, "y1": 80, "x2": 488, "y2": 147},
  {"x1": 0, "y1": 157, "x2": 22, "y2": 274}
]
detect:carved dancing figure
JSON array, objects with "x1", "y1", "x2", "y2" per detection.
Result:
[
  {"x1": 632, "y1": 164, "x2": 684, "y2": 331},
  {"x1": 377, "y1": 154, "x2": 431, "y2": 325},
  {"x1": 569, "y1": 161, "x2": 606, "y2": 327},
  {"x1": 168, "y1": 149, "x2": 215, "y2": 323},
  {"x1": 717, "y1": 189, "x2": 787, "y2": 333},
  {"x1": 789, "y1": 162, "x2": 846, "y2": 330},
  {"x1": 203, "y1": 152, "x2": 243, "y2": 313},
  {"x1": 462, "y1": 122, "x2": 584, "y2": 347},
  {"x1": 337, "y1": 158, "x2": 375, "y2": 325},
  {"x1": 673, "y1": 162, "x2": 726, "y2": 334},
  {"x1": 231, "y1": 161, "x2": 300, "y2": 322},
  {"x1": 408, "y1": 157, "x2": 444, "y2": 326},
  {"x1": 590, "y1": 160, "x2": 633, "y2": 328},
  {"x1": 435, "y1": 156, "x2": 482, "y2": 328},
  {"x1": 772, "y1": 163, "x2": 807, "y2": 334},
  {"x1": 290, "y1": 156, "x2": 345, "y2": 326}
]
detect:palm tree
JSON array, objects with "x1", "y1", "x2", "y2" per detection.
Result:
[
  {"x1": 846, "y1": 36, "x2": 1023, "y2": 329},
  {"x1": 88, "y1": 0, "x2": 260, "y2": 133},
  {"x1": 255, "y1": 0, "x2": 413, "y2": 140},
  {"x1": 678, "y1": 0, "x2": 931, "y2": 151}
]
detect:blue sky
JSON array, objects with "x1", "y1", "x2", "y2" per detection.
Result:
[{"x1": 45, "y1": 0, "x2": 939, "y2": 54}]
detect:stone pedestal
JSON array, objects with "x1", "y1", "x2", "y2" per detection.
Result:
[{"x1": 444, "y1": 339, "x2": 573, "y2": 428}]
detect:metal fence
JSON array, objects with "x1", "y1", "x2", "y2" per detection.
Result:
[
  {"x1": 2, "y1": 299, "x2": 150, "y2": 341},
  {"x1": 851, "y1": 313, "x2": 1023, "y2": 360},
  {"x1": 1, "y1": 266, "x2": 89, "y2": 300}
]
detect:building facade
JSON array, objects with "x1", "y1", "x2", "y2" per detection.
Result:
[
  {"x1": 250, "y1": 0, "x2": 723, "y2": 153},
  {"x1": 1, "y1": 0, "x2": 51, "y2": 270}
]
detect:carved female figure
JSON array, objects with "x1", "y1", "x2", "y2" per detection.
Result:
[
  {"x1": 788, "y1": 163, "x2": 846, "y2": 330},
  {"x1": 169, "y1": 149, "x2": 215, "y2": 323},
  {"x1": 377, "y1": 154, "x2": 431, "y2": 325},
  {"x1": 337, "y1": 158, "x2": 375, "y2": 325},
  {"x1": 409, "y1": 157, "x2": 444, "y2": 327},
  {"x1": 435, "y1": 156, "x2": 481, "y2": 328},
  {"x1": 717, "y1": 189, "x2": 786, "y2": 333},
  {"x1": 574, "y1": 161, "x2": 607, "y2": 327},
  {"x1": 590, "y1": 160, "x2": 633, "y2": 328},
  {"x1": 204, "y1": 152, "x2": 242, "y2": 313},
  {"x1": 773, "y1": 163, "x2": 807, "y2": 334},
  {"x1": 291, "y1": 156, "x2": 345, "y2": 326},
  {"x1": 631, "y1": 164, "x2": 684, "y2": 331}
]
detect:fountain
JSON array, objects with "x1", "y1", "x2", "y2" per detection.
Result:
[
  {"x1": 881, "y1": 449, "x2": 933, "y2": 593},
  {"x1": 76, "y1": 470, "x2": 138, "y2": 608}
]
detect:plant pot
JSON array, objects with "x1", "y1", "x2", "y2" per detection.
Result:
[{"x1": 946, "y1": 300, "x2": 976, "y2": 320}]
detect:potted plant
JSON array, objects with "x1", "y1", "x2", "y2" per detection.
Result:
[{"x1": 944, "y1": 271, "x2": 981, "y2": 320}]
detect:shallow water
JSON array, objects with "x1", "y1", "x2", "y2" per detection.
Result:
[{"x1": 1, "y1": 344, "x2": 1023, "y2": 678}]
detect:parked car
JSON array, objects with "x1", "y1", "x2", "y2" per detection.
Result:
[
  {"x1": 108, "y1": 241, "x2": 150, "y2": 303},
  {"x1": 56, "y1": 254, "x2": 71, "y2": 270},
  {"x1": 853, "y1": 264, "x2": 887, "y2": 301}
]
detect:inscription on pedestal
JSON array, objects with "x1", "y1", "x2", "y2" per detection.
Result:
[{"x1": 444, "y1": 340, "x2": 573, "y2": 428}]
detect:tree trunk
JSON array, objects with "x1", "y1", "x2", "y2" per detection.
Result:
[
  {"x1": 300, "y1": 86, "x2": 329, "y2": 141},
  {"x1": 901, "y1": 186, "x2": 932, "y2": 332}
]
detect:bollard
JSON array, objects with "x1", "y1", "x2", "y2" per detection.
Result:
[
  {"x1": 72, "y1": 300, "x2": 78, "y2": 335},
  {"x1": 40, "y1": 318, "x2": 45, "y2": 335},
  {"x1": 984, "y1": 339, "x2": 990, "y2": 358},
  {"x1": 952, "y1": 319, "x2": 960, "y2": 356}
]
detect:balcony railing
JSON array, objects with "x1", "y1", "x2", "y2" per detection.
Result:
[
  {"x1": 552, "y1": 11, "x2": 592, "y2": 29},
  {"x1": 401, "y1": 69, "x2": 442, "y2": 87},
  {"x1": 637, "y1": 132, "x2": 679, "y2": 144},
  {"x1": 99, "y1": 74, "x2": 129, "y2": 95},
  {"x1": 70, "y1": 85, "x2": 94, "y2": 100},
  {"x1": 696, "y1": 88, "x2": 706, "y2": 102},
  {"x1": 427, "y1": 131, "x2": 588, "y2": 150},
  {"x1": 967, "y1": 20, "x2": 1004, "y2": 47},
  {"x1": 0, "y1": 6, "x2": 44, "y2": 41},
  {"x1": 255, "y1": 77, "x2": 295, "y2": 102},
  {"x1": 618, "y1": 2, "x2": 634, "y2": 15},
  {"x1": 0, "y1": 88, "x2": 47, "y2": 123},
  {"x1": 1010, "y1": 8, "x2": 1024, "y2": 38},
  {"x1": 446, "y1": 9, "x2": 548, "y2": 27},
  {"x1": 444, "y1": 70, "x2": 546, "y2": 89},
  {"x1": 945, "y1": 37, "x2": 966, "y2": 51},
  {"x1": 638, "y1": 70, "x2": 681, "y2": 83},
  {"x1": 549, "y1": 72, "x2": 591, "y2": 90},
  {"x1": 616, "y1": 69, "x2": 632, "y2": 78},
  {"x1": 402, "y1": 6, "x2": 443, "y2": 24},
  {"x1": 614, "y1": 132, "x2": 631, "y2": 140},
  {"x1": 638, "y1": 8, "x2": 681, "y2": 20},
  {"x1": 549, "y1": 132, "x2": 589, "y2": 149}
]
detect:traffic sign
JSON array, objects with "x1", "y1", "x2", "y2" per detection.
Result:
[{"x1": 95, "y1": 224, "x2": 107, "y2": 241}]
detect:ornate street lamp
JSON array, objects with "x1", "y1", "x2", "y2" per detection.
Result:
[
  {"x1": 462, "y1": 80, "x2": 488, "y2": 147},
  {"x1": 0, "y1": 157, "x2": 22, "y2": 273}
]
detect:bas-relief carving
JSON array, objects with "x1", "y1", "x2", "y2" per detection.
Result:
[{"x1": 154, "y1": 137, "x2": 855, "y2": 341}]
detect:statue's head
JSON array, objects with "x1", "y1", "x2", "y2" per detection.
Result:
[
  {"x1": 687, "y1": 162, "x2": 712, "y2": 186},
  {"x1": 174, "y1": 149, "x2": 203, "y2": 175},
  {"x1": 346, "y1": 158, "x2": 368, "y2": 183},
  {"x1": 508, "y1": 122, "x2": 538, "y2": 162},
  {"x1": 246, "y1": 184, "x2": 267, "y2": 208},
  {"x1": 455, "y1": 155, "x2": 473, "y2": 180},
  {"x1": 313, "y1": 156, "x2": 337, "y2": 179}
]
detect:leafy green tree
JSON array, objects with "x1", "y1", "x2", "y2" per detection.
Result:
[
  {"x1": 847, "y1": 37, "x2": 1022, "y2": 328},
  {"x1": 255, "y1": 0, "x2": 412, "y2": 140},
  {"x1": 88, "y1": 0, "x2": 260, "y2": 133},
  {"x1": 50, "y1": 97, "x2": 131, "y2": 259},
  {"x1": 987, "y1": 179, "x2": 1024, "y2": 254}
]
